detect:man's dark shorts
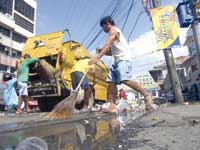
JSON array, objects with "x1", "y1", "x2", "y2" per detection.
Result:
[{"x1": 71, "y1": 71, "x2": 90, "y2": 90}]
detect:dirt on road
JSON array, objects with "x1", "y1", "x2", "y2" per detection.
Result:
[{"x1": 114, "y1": 104, "x2": 200, "y2": 150}]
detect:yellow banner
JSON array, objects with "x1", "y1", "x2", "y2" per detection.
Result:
[{"x1": 150, "y1": 5, "x2": 180, "y2": 49}]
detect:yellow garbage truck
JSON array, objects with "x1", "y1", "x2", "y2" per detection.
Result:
[{"x1": 21, "y1": 30, "x2": 108, "y2": 111}]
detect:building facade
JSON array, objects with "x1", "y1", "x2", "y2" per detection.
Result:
[
  {"x1": 0, "y1": 0, "x2": 37, "y2": 72},
  {"x1": 183, "y1": 27, "x2": 200, "y2": 71},
  {"x1": 135, "y1": 74, "x2": 160, "y2": 99},
  {"x1": 118, "y1": 74, "x2": 160, "y2": 100},
  {"x1": 149, "y1": 56, "x2": 192, "y2": 100}
]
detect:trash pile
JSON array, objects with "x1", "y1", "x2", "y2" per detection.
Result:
[
  {"x1": 127, "y1": 99, "x2": 159, "y2": 112},
  {"x1": 91, "y1": 99, "x2": 159, "y2": 114}
]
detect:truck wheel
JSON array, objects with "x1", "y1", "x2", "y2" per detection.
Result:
[
  {"x1": 37, "y1": 99, "x2": 49, "y2": 112},
  {"x1": 38, "y1": 97, "x2": 68, "y2": 112},
  {"x1": 46, "y1": 99, "x2": 62, "y2": 111}
]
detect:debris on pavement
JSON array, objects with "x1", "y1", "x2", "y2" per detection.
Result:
[
  {"x1": 91, "y1": 98, "x2": 159, "y2": 115},
  {"x1": 152, "y1": 116, "x2": 160, "y2": 121},
  {"x1": 0, "y1": 113, "x2": 5, "y2": 116}
]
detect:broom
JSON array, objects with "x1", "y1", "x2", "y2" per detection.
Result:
[{"x1": 48, "y1": 70, "x2": 88, "y2": 119}]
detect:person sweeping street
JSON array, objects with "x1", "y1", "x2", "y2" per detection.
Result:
[
  {"x1": 71, "y1": 52, "x2": 96, "y2": 113},
  {"x1": 89, "y1": 16, "x2": 152, "y2": 112},
  {"x1": 16, "y1": 54, "x2": 39, "y2": 114},
  {"x1": 48, "y1": 50, "x2": 96, "y2": 119}
]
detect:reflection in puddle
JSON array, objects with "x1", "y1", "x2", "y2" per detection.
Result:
[{"x1": 0, "y1": 114, "x2": 135, "y2": 150}]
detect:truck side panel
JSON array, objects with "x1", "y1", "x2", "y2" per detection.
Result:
[{"x1": 22, "y1": 31, "x2": 64, "y2": 58}]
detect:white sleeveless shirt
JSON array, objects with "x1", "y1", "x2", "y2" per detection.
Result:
[{"x1": 110, "y1": 27, "x2": 131, "y2": 61}]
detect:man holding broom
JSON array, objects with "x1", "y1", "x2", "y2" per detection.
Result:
[
  {"x1": 71, "y1": 51, "x2": 95, "y2": 113},
  {"x1": 89, "y1": 16, "x2": 152, "y2": 112},
  {"x1": 48, "y1": 50, "x2": 96, "y2": 118}
]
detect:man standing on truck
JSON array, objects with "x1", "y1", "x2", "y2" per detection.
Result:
[
  {"x1": 89, "y1": 16, "x2": 152, "y2": 111},
  {"x1": 71, "y1": 52, "x2": 95, "y2": 112},
  {"x1": 16, "y1": 54, "x2": 39, "y2": 113}
]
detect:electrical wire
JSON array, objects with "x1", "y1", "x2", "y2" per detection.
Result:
[
  {"x1": 133, "y1": 60, "x2": 164, "y2": 68},
  {"x1": 62, "y1": 0, "x2": 151, "y2": 48},
  {"x1": 122, "y1": 0, "x2": 135, "y2": 31},
  {"x1": 82, "y1": 0, "x2": 116, "y2": 44},
  {"x1": 63, "y1": 0, "x2": 76, "y2": 29},
  {"x1": 86, "y1": 0, "x2": 149, "y2": 49},
  {"x1": 131, "y1": 48, "x2": 163, "y2": 59},
  {"x1": 128, "y1": 11, "x2": 147, "y2": 41},
  {"x1": 86, "y1": 0, "x2": 123, "y2": 49},
  {"x1": 75, "y1": 0, "x2": 90, "y2": 28},
  {"x1": 82, "y1": 6, "x2": 114, "y2": 46},
  {"x1": 86, "y1": 30, "x2": 102, "y2": 49}
]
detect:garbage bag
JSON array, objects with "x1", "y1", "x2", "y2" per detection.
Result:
[
  {"x1": 35, "y1": 59, "x2": 56, "y2": 81},
  {"x1": 3, "y1": 78, "x2": 18, "y2": 109}
]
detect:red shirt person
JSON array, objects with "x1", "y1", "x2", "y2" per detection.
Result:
[{"x1": 119, "y1": 89, "x2": 126, "y2": 99}]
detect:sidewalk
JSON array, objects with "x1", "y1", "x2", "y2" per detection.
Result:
[{"x1": 115, "y1": 104, "x2": 200, "y2": 150}]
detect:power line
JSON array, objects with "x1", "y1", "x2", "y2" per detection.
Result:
[
  {"x1": 68, "y1": 0, "x2": 80, "y2": 29},
  {"x1": 86, "y1": 30, "x2": 102, "y2": 49},
  {"x1": 128, "y1": 11, "x2": 147, "y2": 42},
  {"x1": 122, "y1": 0, "x2": 135, "y2": 31},
  {"x1": 82, "y1": 0, "x2": 116, "y2": 45},
  {"x1": 131, "y1": 49, "x2": 163, "y2": 59},
  {"x1": 75, "y1": 0, "x2": 90, "y2": 30},
  {"x1": 86, "y1": 0, "x2": 123, "y2": 49},
  {"x1": 86, "y1": 0, "x2": 149, "y2": 49},
  {"x1": 133, "y1": 60, "x2": 164, "y2": 68},
  {"x1": 63, "y1": 0, "x2": 76, "y2": 28}
]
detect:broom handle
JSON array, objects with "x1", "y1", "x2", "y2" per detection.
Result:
[{"x1": 75, "y1": 69, "x2": 89, "y2": 92}]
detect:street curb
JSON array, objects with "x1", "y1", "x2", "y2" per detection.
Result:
[{"x1": 0, "y1": 113, "x2": 115, "y2": 134}]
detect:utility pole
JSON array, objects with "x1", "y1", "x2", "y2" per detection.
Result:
[{"x1": 152, "y1": 0, "x2": 184, "y2": 104}]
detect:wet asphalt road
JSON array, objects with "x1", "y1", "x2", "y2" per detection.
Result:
[
  {"x1": 0, "y1": 104, "x2": 200, "y2": 150},
  {"x1": 0, "y1": 112, "x2": 125, "y2": 150}
]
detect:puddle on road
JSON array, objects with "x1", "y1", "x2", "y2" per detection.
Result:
[{"x1": 0, "y1": 113, "x2": 138, "y2": 150}]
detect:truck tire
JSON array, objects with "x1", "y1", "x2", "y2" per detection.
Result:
[
  {"x1": 37, "y1": 89, "x2": 70, "y2": 112},
  {"x1": 37, "y1": 96, "x2": 68, "y2": 112},
  {"x1": 37, "y1": 99, "x2": 49, "y2": 112}
]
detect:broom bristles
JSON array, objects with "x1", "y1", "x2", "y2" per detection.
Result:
[{"x1": 48, "y1": 92, "x2": 78, "y2": 119}]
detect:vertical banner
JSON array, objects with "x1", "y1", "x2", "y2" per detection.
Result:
[{"x1": 150, "y1": 5, "x2": 180, "y2": 49}]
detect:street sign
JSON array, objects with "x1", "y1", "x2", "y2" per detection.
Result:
[
  {"x1": 150, "y1": 5, "x2": 180, "y2": 49},
  {"x1": 176, "y1": 1, "x2": 194, "y2": 28}
]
